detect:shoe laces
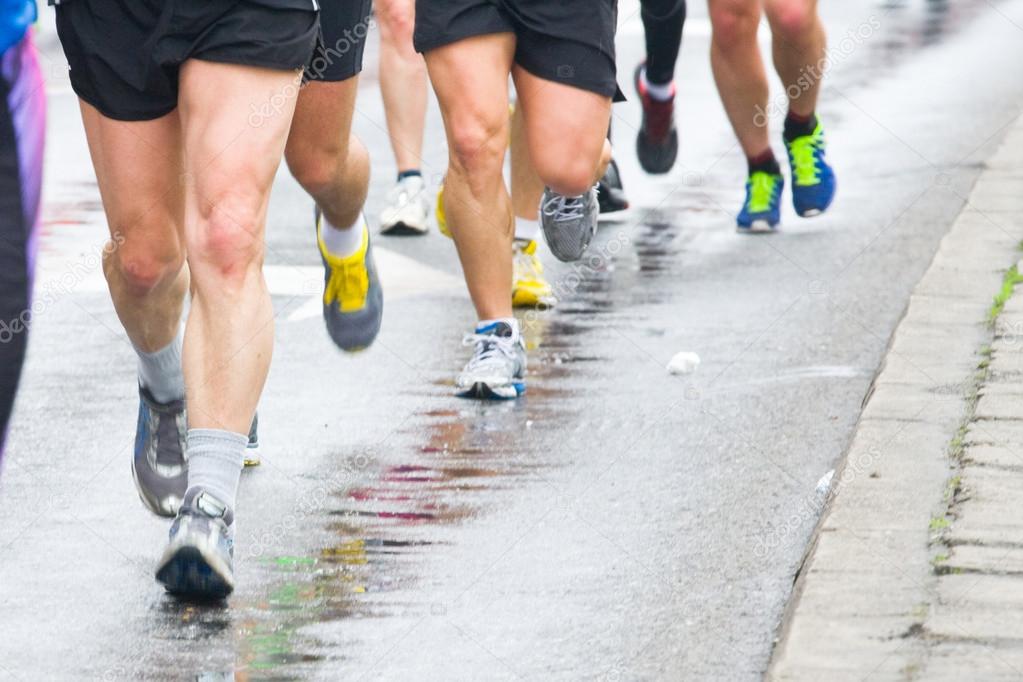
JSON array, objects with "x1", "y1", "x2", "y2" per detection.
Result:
[
  {"x1": 322, "y1": 233, "x2": 369, "y2": 310},
  {"x1": 542, "y1": 188, "x2": 594, "y2": 222},
  {"x1": 747, "y1": 172, "x2": 780, "y2": 213},
  {"x1": 387, "y1": 177, "x2": 423, "y2": 207},
  {"x1": 462, "y1": 331, "x2": 517, "y2": 371},
  {"x1": 788, "y1": 134, "x2": 823, "y2": 186}
]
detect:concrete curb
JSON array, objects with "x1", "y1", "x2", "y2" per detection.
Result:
[{"x1": 767, "y1": 116, "x2": 1023, "y2": 680}]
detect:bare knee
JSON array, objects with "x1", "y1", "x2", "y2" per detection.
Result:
[
  {"x1": 710, "y1": 1, "x2": 761, "y2": 50},
  {"x1": 534, "y1": 147, "x2": 601, "y2": 197},
  {"x1": 187, "y1": 186, "x2": 265, "y2": 291},
  {"x1": 105, "y1": 212, "x2": 183, "y2": 296},
  {"x1": 447, "y1": 114, "x2": 508, "y2": 193},
  {"x1": 285, "y1": 136, "x2": 350, "y2": 197},
  {"x1": 377, "y1": 0, "x2": 415, "y2": 45},
  {"x1": 767, "y1": 0, "x2": 816, "y2": 43}
]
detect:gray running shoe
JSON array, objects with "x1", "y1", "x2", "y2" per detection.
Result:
[
  {"x1": 316, "y1": 209, "x2": 383, "y2": 352},
  {"x1": 132, "y1": 385, "x2": 187, "y2": 518},
  {"x1": 539, "y1": 185, "x2": 599, "y2": 262},
  {"x1": 156, "y1": 488, "x2": 235, "y2": 600},
  {"x1": 455, "y1": 321, "x2": 527, "y2": 400}
]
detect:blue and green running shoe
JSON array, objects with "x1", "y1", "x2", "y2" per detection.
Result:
[
  {"x1": 737, "y1": 170, "x2": 784, "y2": 233},
  {"x1": 785, "y1": 121, "x2": 836, "y2": 217}
]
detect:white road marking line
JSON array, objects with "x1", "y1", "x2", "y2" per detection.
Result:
[{"x1": 36, "y1": 247, "x2": 465, "y2": 321}]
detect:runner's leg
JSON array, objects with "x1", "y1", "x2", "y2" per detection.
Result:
[
  {"x1": 378, "y1": 0, "x2": 431, "y2": 235},
  {"x1": 708, "y1": 0, "x2": 770, "y2": 158},
  {"x1": 764, "y1": 0, "x2": 825, "y2": 118},
  {"x1": 80, "y1": 106, "x2": 187, "y2": 355},
  {"x1": 512, "y1": 69, "x2": 611, "y2": 198},
  {"x1": 377, "y1": 0, "x2": 428, "y2": 174},
  {"x1": 424, "y1": 33, "x2": 515, "y2": 320},
  {"x1": 286, "y1": 79, "x2": 369, "y2": 230},
  {"x1": 178, "y1": 61, "x2": 301, "y2": 434}
]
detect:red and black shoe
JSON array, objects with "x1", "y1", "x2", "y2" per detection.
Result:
[{"x1": 634, "y1": 63, "x2": 678, "y2": 175}]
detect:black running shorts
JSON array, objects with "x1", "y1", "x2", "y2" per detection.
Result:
[
  {"x1": 55, "y1": 0, "x2": 319, "y2": 121},
  {"x1": 306, "y1": 0, "x2": 373, "y2": 82},
  {"x1": 413, "y1": 0, "x2": 620, "y2": 100}
]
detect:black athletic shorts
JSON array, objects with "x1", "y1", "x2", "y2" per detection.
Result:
[
  {"x1": 54, "y1": 0, "x2": 319, "y2": 121},
  {"x1": 413, "y1": 0, "x2": 621, "y2": 100},
  {"x1": 306, "y1": 0, "x2": 373, "y2": 82}
]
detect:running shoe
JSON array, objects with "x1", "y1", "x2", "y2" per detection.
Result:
[
  {"x1": 156, "y1": 488, "x2": 235, "y2": 600},
  {"x1": 436, "y1": 181, "x2": 451, "y2": 238},
  {"x1": 133, "y1": 385, "x2": 187, "y2": 518},
  {"x1": 597, "y1": 157, "x2": 630, "y2": 218},
  {"x1": 380, "y1": 175, "x2": 430, "y2": 236},
  {"x1": 634, "y1": 63, "x2": 679, "y2": 175},
  {"x1": 513, "y1": 239, "x2": 557, "y2": 309},
  {"x1": 736, "y1": 171, "x2": 784, "y2": 233},
  {"x1": 785, "y1": 121, "x2": 836, "y2": 217},
  {"x1": 540, "y1": 186, "x2": 599, "y2": 262},
  {"x1": 455, "y1": 321, "x2": 527, "y2": 400},
  {"x1": 316, "y1": 210, "x2": 383, "y2": 352}
]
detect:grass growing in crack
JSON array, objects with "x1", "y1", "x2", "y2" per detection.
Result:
[
  {"x1": 988, "y1": 265, "x2": 1023, "y2": 323},
  {"x1": 930, "y1": 517, "x2": 951, "y2": 531}
]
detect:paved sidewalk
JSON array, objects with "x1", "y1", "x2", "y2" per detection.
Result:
[{"x1": 768, "y1": 114, "x2": 1023, "y2": 680}]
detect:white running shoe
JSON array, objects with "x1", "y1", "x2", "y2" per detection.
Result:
[{"x1": 379, "y1": 175, "x2": 430, "y2": 236}]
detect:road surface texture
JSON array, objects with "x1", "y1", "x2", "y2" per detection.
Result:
[{"x1": 2, "y1": 1, "x2": 1023, "y2": 680}]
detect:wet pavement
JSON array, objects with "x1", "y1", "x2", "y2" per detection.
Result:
[{"x1": 3, "y1": 1, "x2": 1023, "y2": 679}]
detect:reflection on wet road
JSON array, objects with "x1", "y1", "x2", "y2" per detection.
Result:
[{"x1": 4, "y1": 0, "x2": 1023, "y2": 679}]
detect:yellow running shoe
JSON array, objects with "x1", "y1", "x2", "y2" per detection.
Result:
[
  {"x1": 436, "y1": 182, "x2": 452, "y2": 239},
  {"x1": 512, "y1": 239, "x2": 556, "y2": 309},
  {"x1": 316, "y1": 209, "x2": 383, "y2": 352}
]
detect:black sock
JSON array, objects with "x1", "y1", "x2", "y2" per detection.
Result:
[
  {"x1": 397, "y1": 169, "x2": 422, "y2": 182},
  {"x1": 642, "y1": 0, "x2": 687, "y2": 85},
  {"x1": 783, "y1": 112, "x2": 817, "y2": 142},
  {"x1": 747, "y1": 149, "x2": 781, "y2": 176}
]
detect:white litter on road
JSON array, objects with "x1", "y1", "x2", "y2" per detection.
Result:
[{"x1": 667, "y1": 352, "x2": 701, "y2": 375}]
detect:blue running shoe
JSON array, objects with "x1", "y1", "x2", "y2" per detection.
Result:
[
  {"x1": 456, "y1": 321, "x2": 526, "y2": 400},
  {"x1": 156, "y1": 488, "x2": 235, "y2": 600},
  {"x1": 737, "y1": 171, "x2": 784, "y2": 233},
  {"x1": 785, "y1": 121, "x2": 836, "y2": 217}
]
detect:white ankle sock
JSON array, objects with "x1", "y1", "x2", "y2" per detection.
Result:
[
  {"x1": 641, "y1": 67, "x2": 675, "y2": 102},
  {"x1": 320, "y1": 212, "x2": 364, "y2": 258},
  {"x1": 514, "y1": 217, "x2": 540, "y2": 243},
  {"x1": 135, "y1": 325, "x2": 185, "y2": 404}
]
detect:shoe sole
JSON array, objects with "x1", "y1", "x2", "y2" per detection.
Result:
[
  {"x1": 156, "y1": 544, "x2": 234, "y2": 600},
  {"x1": 456, "y1": 381, "x2": 526, "y2": 401},
  {"x1": 244, "y1": 441, "x2": 261, "y2": 467},
  {"x1": 513, "y1": 288, "x2": 557, "y2": 309},
  {"x1": 737, "y1": 220, "x2": 777, "y2": 234},
  {"x1": 798, "y1": 208, "x2": 822, "y2": 217},
  {"x1": 380, "y1": 221, "x2": 428, "y2": 236}
]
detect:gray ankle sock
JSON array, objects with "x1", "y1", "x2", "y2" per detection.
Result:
[
  {"x1": 135, "y1": 326, "x2": 184, "y2": 404},
  {"x1": 186, "y1": 428, "x2": 247, "y2": 512}
]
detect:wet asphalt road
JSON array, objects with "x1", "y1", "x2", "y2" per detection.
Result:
[{"x1": 4, "y1": 1, "x2": 1023, "y2": 680}]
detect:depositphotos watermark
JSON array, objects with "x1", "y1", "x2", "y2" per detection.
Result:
[
  {"x1": 0, "y1": 231, "x2": 126, "y2": 344},
  {"x1": 753, "y1": 16, "x2": 881, "y2": 128},
  {"x1": 248, "y1": 15, "x2": 378, "y2": 128}
]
